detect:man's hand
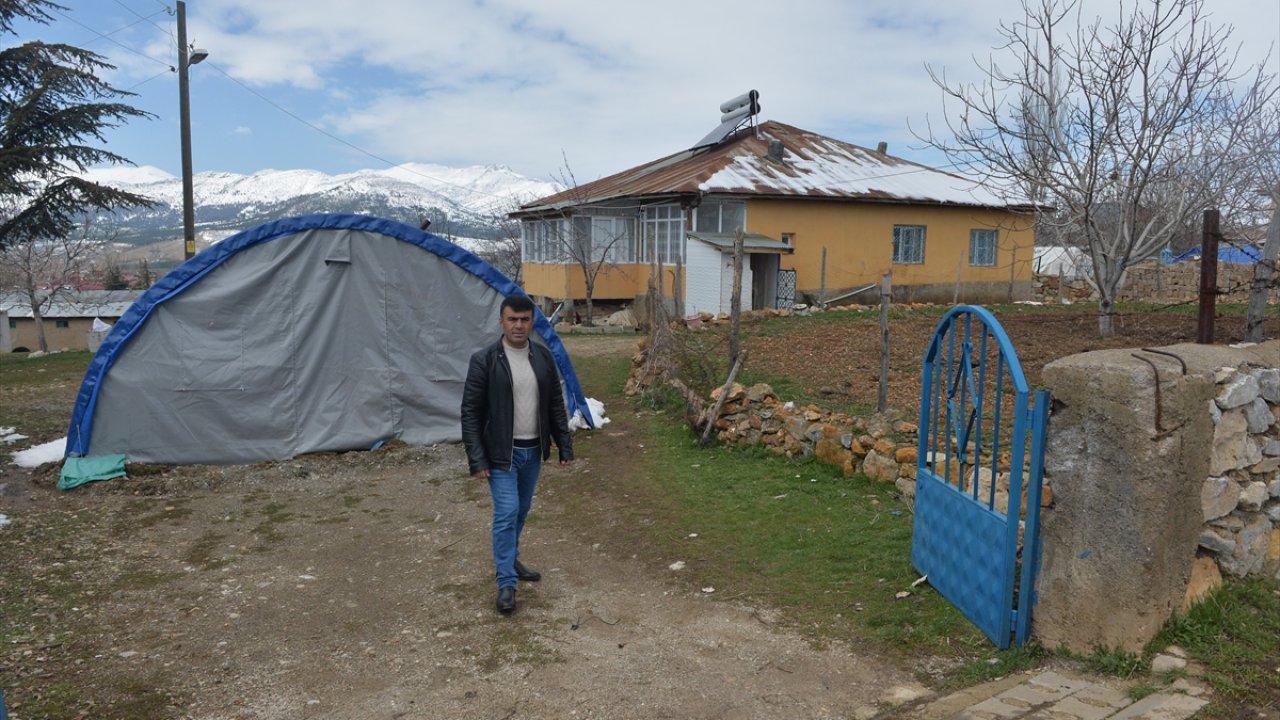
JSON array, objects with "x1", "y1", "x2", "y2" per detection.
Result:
[
  {"x1": 472, "y1": 468, "x2": 490, "y2": 479},
  {"x1": 558, "y1": 460, "x2": 574, "y2": 467}
]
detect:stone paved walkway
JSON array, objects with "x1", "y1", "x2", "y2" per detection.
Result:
[{"x1": 896, "y1": 668, "x2": 1212, "y2": 720}]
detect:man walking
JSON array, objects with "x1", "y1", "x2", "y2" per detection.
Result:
[{"x1": 461, "y1": 295, "x2": 573, "y2": 615}]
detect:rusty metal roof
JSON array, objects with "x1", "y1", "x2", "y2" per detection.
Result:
[{"x1": 517, "y1": 120, "x2": 1023, "y2": 214}]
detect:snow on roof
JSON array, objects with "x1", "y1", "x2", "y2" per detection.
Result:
[
  {"x1": 517, "y1": 121, "x2": 1029, "y2": 213},
  {"x1": 701, "y1": 128, "x2": 1017, "y2": 207},
  {"x1": 0, "y1": 290, "x2": 142, "y2": 319}
]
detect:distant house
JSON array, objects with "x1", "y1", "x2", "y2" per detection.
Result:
[
  {"x1": 512, "y1": 120, "x2": 1037, "y2": 316},
  {"x1": 1, "y1": 290, "x2": 141, "y2": 352}
]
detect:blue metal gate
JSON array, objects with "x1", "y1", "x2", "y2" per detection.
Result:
[{"x1": 910, "y1": 306, "x2": 1049, "y2": 648}]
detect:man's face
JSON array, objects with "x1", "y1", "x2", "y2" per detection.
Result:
[{"x1": 500, "y1": 307, "x2": 534, "y2": 348}]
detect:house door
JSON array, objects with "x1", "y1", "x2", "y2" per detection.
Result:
[{"x1": 751, "y1": 254, "x2": 780, "y2": 310}]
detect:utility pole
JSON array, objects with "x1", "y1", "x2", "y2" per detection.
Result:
[{"x1": 177, "y1": 1, "x2": 206, "y2": 260}]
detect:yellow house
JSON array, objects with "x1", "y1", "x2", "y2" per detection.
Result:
[{"x1": 513, "y1": 121, "x2": 1036, "y2": 314}]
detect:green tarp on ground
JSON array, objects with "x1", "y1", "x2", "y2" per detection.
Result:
[{"x1": 58, "y1": 454, "x2": 127, "y2": 490}]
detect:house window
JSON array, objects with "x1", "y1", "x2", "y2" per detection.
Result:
[
  {"x1": 55, "y1": 320, "x2": 69, "y2": 328},
  {"x1": 780, "y1": 233, "x2": 794, "y2": 246},
  {"x1": 7, "y1": 319, "x2": 15, "y2": 329},
  {"x1": 522, "y1": 219, "x2": 568, "y2": 262},
  {"x1": 892, "y1": 225, "x2": 926, "y2": 264},
  {"x1": 695, "y1": 200, "x2": 746, "y2": 234},
  {"x1": 524, "y1": 214, "x2": 637, "y2": 264},
  {"x1": 591, "y1": 216, "x2": 635, "y2": 263},
  {"x1": 970, "y1": 229, "x2": 998, "y2": 266},
  {"x1": 641, "y1": 204, "x2": 685, "y2": 264}
]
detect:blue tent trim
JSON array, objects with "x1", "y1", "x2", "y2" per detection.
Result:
[
  {"x1": 1169, "y1": 245, "x2": 1262, "y2": 264},
  {"x1": 65, "y1": 213, "x2": 593, "y2": 458}
]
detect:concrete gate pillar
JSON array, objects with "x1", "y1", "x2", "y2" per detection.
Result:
[{"x1": 1035, "y1": 348, "x2": 1214, "y2": 653}]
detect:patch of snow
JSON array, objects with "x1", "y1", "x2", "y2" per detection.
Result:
[
  {"x1": 570, "y1": 397, "x2": 610, "y2": 430},
  {"x1": 12, "y1": 437, "x2": 66, "y2": 467},
  {"x1": 1, "y1": 427, "x2": 28, "y2": 445},
  {"x1": 0, "y1": 514, "x2": 10, "y2": 529}
]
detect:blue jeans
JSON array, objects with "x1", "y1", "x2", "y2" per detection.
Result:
[{"x1": 488, "y1": 446, "x2": 541, "y2": 589}]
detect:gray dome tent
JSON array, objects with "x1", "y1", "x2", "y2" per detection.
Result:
[{"x1": 65, "y1": 214, "x2": 590, "y2": 470}]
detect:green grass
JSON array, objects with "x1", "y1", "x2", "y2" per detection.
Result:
[
  {"x1": 249, "y1": 502, "x2": 293, "y2": 546},
  {"x1": 571, "y1": 327, "x2": 1276, "y2": 697},
  {"x1": 1149, "y1": 578, "x2": 1280, "y2": 705},
  {"x1": 0, "y1": 350, "x2": 92, "y2": 441},
  {"x1": 641, "y1": 423, "x2": 1001, "y2": 661},
  {"x1": 476, "y1": 625, "x2": 562, "y2": 674},
  {"x1": 569, "y1": 345, "x2": 1033, "y2": 687},
  {"x1": 182, "y1": 531, "x2": 232, "y2": 570},
  {"x1": 0, "y1": 349, "x2": 93, "y2": 385},
  {"x1": 0, "y1": 504, "x2": 179, "y2": 719},
  {"x1": 1081, "y1": 645, "x2": 1146, "y2": 678}
]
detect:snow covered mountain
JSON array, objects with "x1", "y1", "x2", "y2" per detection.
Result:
[{"x1": 83, "y1": 163, "x2": 563, "y2": 246}]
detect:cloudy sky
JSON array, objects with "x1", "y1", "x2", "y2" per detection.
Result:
[{"x1": 13, "y1": 0, "x2": 1280, "y2": 183}]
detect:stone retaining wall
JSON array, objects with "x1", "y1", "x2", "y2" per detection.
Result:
[
  {"x1": 671, "y1": 381, "x2": 1053, "y2": 520},
  {"x1": 1032, "y1": 259, "x2": 1272, "y2": 305},
  {"x1": 1198, "y1": 365, "x2": 1280, "y2": 580},
  {"x1": 702, "y1": 381, "x2": 922, "y2": 493}
]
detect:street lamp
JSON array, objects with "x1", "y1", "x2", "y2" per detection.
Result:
[{"x1": 177, "y1": 0, "x2": 207, "y2": 260}]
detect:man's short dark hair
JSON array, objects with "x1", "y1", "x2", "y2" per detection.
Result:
[{"x1": 501, "y1": 294, "x2": 536, "y2": 315}]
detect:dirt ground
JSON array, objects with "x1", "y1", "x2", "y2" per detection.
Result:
[
  {"x1": 1, "y1": 333, "x2": 904, "y2": 720},
  {"x1": 742, "y1": 306, "x2": 1278, "y2": 413},
  {"x1": 2, "y1": 308, "x2": 1271, "y2": 719}
]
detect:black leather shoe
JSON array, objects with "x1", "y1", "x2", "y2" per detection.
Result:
[
  {"x1": 496, "y1": 586, "x2": 516, "y2": 615},
  {"x1": 514, "y1": 559, "x2": 541, "y2": 582}
]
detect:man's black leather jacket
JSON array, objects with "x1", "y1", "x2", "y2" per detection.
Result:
[{"x1": 460, "y1": 337, "x2": 573, "y2": 474}]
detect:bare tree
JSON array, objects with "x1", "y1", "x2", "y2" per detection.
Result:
[
  {"x1": 0, "y1": 212, "x2": 107, "y2": 352},
  {"x1": 473, "y1": 198, "x2": 525, "y2": 285},
  {"x1": 1238, "y1": 102, "x2": 1280, "y2": 342},
  {"x1": 542, "y1": 158, "x2": 632, "y2": 326},
  {"x1": 923, "y1": 0, "x2": 1276, "y2": 337}
]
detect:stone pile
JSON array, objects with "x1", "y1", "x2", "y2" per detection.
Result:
[
  {"x1": 706, "y1": 381, "x2": 921, "y2": 495},
  {"x1": 1199, "y1": 366, "x2": 1280, "y2": 581}
]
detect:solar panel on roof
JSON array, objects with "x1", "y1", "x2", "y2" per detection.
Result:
[
  {"x1": 692, "y1": 116, "x2": 746, "y2": 149},
  {"x1": 691, "y1": 90, "x2": 760, "y2": 149}
]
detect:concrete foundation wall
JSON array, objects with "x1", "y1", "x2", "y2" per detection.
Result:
[{"x1": 801, "y1": 280, "x2": 1033, "y2": 307}]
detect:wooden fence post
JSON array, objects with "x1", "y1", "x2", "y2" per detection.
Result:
[
  {"x1": 820, "y1": 247, "x2": 827, "y2": 309},
  {"x1": 878, "y1": 272, "x2": 892, "y2": 413},
  {"x1": 1197, "y1": 209, "x2": 1220, "y2": 344},
  {"x1": 728, "y1": 229, "x2": 744, "y2": 371}
]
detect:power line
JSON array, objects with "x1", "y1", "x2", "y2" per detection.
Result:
[
  {"x1": 110, "y1": 0, "x2": 169, "y2": 32},
  {"x1": 124, "y1": 67, "x2": 173, "y2": 93},
  {"x1": 53, "y1": 5, "x2": 171, "y2": 69}
]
